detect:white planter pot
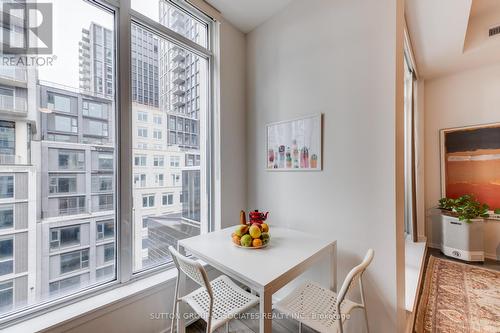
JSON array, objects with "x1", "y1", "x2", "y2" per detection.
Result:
[{"x1": 440, "y1": 214, "x2": 484, "y2": 262}]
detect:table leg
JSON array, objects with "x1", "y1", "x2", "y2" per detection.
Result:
[
  {"x1": 177, "y1": 245, "x2": 187, "y2": 333},
  {"x1": 330, "y1": 242, "x2": 337, "y2": 292},
  {"x1": 259, "y1": 290, "x2": 272, "y2": 333}
]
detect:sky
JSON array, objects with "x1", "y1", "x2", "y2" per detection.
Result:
[{"x1": 38, "y1": 0, "x2": 115, "y2": 88}]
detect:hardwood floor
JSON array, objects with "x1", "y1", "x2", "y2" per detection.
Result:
[{"x1": 186, "y1": 308, "x2": 318, "y2": 333}]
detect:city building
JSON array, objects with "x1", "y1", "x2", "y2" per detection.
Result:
[
  {"x1": 37, "y1": 82, "x2": 115, "y2": 298},
  {"x1": 0, "y1": 7, "x2": 38, "y2": 314},
  {"x1": 79, "y1": 23, "x2": 114, "y2": 99}
]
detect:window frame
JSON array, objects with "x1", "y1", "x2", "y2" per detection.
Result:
[{"x1": 0, "y1": 0, "x2": 218, "y2": 327}]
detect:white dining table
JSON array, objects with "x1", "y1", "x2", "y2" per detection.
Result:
[{"x1": 177, "y1": 226, "x2": 337, "y2": 333}]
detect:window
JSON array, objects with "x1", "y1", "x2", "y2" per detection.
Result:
[
  {"x1": 97, "y1": 152, "x2": 113, "y2": 170},
  {"x1": 104, "y1": 244, "x2": 114, "y2": 263},
  {"x1": 83, "y1": 101, "x2": 108, "y2": 119},
  {"x1": 134, "y1": 155, "x2": 147, "y2": 166},
  {"x1": 153, "y1": 155, "x2": 164, "y2": 167},
  {"x1": 155, "y1": 174, "x2": 164, "y2": 186},
  {"x1": 49, "y1": 175, "x2": 77, "y2": 194},
  {"x1": 137, "y1": 111, "x2": 148, "y2": 122},
  {"x1": 49, "y1": 275, "x2": 81, "y2": 296},
  {"x1": 0, "y1": 176, "x2": 13, "y2": 199},
  {"x1": 0, "y1": 206, "x2": 13, "y2": 229},
  {"x1": 0, "y1": 0, "x2": 213, "y2": 321},
  {"x1": 170, "y1": 156, "x2": 180, "y2": 167},
  {"x1": 142, "y1": 195, "x2": 155, "y2": 208},
  {"x1": 50, "y1": 226, "x2": 81, "y2": 250},
  {"x1": 134, "y1": 174, "x2": 146, "y2": 187},
  {"x1": 52, "y1": 115, "x2": 78, "y2": 133},
  {"x1": 84, "y1": 119, "x2": 109, "y2": 137},
  {"x1": 0, "y1": 281, "x2": 13, "y2": 312},
  {"x1": 137, "y1": 127, "x2": 147, "y2": 138},
  {"x1": 97, "y1": 220, "x2": 114, "y2": 240},
  {"x1": 0, "y1": 238, "x2": 13, "y2": 276},
  {"x1": 92, "y1": 175, "x2": 113, "y2": 192},
  {"x1": 153, "y1": 130, "x2": 162, "y2": 140},
  {"x1": 0, "y1": 121, "x2": 15, "y2": 158},
  {"x1": 60, "y1": 249, "x2": 89, "y2": 275},
  {"x1": 48, "y1": 93, "x2": 73, "y2": 113},
  {"x1": 162, "y1": 193, "x2": 173, "y2": 206},
  {"x1": 57, "y1": 150, "x2": 85, "y2": 171}
]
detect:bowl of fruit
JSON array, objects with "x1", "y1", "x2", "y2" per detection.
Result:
[{"x1": 231, "y1": 210, "x2": 271, "y2": 249}]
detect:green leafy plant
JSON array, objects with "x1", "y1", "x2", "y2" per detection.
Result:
[
  {"x1": 438, "y1": 195, "x2": 489, "y2": 223},
  {"x1": 495, "y1": 208, "x2": 500, "y2": 215}
]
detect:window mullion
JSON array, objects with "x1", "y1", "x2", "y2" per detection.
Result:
[{"x1": 117, "y1": 0, "x2": 133, "y2": 283}]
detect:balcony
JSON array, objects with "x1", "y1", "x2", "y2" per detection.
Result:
[
  {"x1": 0, "y1": 66, "x2": 27, "y2": 87},
  {"x1": 0, "y1": 95, "x2": 27, "y2": 116},
  {"x1": 44, "y1": 206, "x2": 87, "y2": 218},
  {"x1": 170, "y1": 47, "x2": 185, "y2": 62},
  {"x1": 172, "y1": 95, "x2": 186, "y2": 107},
  {"x1": 172, "y1": 84, "x2": 185, "y2": 96},
  {"x1": 172, "y1": 73, "x2": 186, "y2": 84},
  {"x1": 172, "y1": 62, "x2": 185, "y2": 73},
  {"x1": 0, "y1": 154, "x2": 22, "y2": 165},
  {"x1": 93, "y1": 203, "x2": 114, "y2": 212}
]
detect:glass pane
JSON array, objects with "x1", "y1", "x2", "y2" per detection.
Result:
[
  {"x1": 131, "y1": 0, "x2": 208, "y2": 48},
  {"x1": 131, "y1": 23, "x2": 207, "y2": 272},
  {"x1": 0, "y1": 0, "x2": 116, "y2": 316}
]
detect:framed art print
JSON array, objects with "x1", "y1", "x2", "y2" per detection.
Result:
[{"x1": 266, "y1": 114, "x2": 322, "y2": 171}]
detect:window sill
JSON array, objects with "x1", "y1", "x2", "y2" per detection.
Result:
[{"x1": 5, "y1": 268, "x2": 179, "y2": 333}]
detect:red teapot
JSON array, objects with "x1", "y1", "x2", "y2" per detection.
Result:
[{"x1": 249, "y1": 210, "x2": 269, "y2": 225}]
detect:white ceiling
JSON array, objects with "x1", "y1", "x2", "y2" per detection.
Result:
[
  {"x1": 405, "y1": 0, "x2": 500, "y2": 79},
  {"x1": 205, "y1": 0, "x2": 293, "y2": 33}
]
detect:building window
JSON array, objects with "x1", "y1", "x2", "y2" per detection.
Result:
[
  {"x1": 170, "y1": 156, "x2": 180, "y2": 167},
  {"x1": 137, "y1": 127, "x2": 147, "y2": 138},
  {"x1": 48, "y1": 93, "x2": 73, "y2": 113},
  {"x1": 0, "y1": 238, "x2": 13, "y2": 276},
  {"x1": 0, "y1": 281, "x2": 13, "y2": 312},
  {"x1": 49, "y1": 275, "x2": 81, "y2": 296},
  {"x1": 142, "y1": 195, "x2": 155, "y2": 208},
  {"x1": 155, "y1": 173, "x2": 164, "y2": 186},
  {"x1": 104, "y1": 243, "x2": 114, "y2": 263},
  {"x1": 0, "y1": 206, "x2": 13, "y2": 229},
  {"x1": 83, "y1": 101, "x2": 108, "y2": 119},
  {"x1": 52, "y1": 115, "x2": 78, "y2": 133},
  {"x1": 97, "y1": 152, "x2": 113, "y2": 170},
  {"x1": 49, "y1": 175, "x2": 77, "y2": 194},
  {"x1": 58, "y1": 196, "x2": 86, "y2": 216},
  {"x1": 57, "y1": 149, "x2": 85, "y2": 171},
  {"x1": 0, "y1": 121, "x2": 15, "y2": 158},
  {"x1": 134, "y1": 155, "x2": 147, "y2": 166},
  {"x1": 153, "y1": 130, "x2": 162, "y2": 140},
  {"x1": 50, "y1": 225, "x2": 80, "y2": 250},
  {"x1": 91, "y1": 175, "x2": 113, "y2": 192},
  {"x1": 97, "y1": 220, "x2": 114, "y2": 240},
  {"x1": 60, "y1": 249, "x2": 89, "y2": 275},
  {"x1": 137, "y1": 111, "x2": 148, "y2": 122},
  {"x1": 134, "y1": 174, "x2": 146, "y2": 187},
  {"x1": 153, "y1": 115, "x2": 162, "y2": 124},
  {"x1": 153, "y1": 155, "x2": 164, "y2": 167},
  {"x1": 162, "y1": 193, "x2": 173, "y2": 206},
  {"x1": 0, "y1": 176, "x2": 13, "y2": 199}
]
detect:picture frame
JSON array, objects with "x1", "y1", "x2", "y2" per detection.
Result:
[
  {"x1": 266, "y1": 114, "x2": 323, "y2": 172},
  {"x1": 440, "y1": 122, "x2": 500, "y2": 219}
]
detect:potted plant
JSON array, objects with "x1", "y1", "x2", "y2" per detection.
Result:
[{"x1": 437, "y1": 195, "x2": 490, "y2": 262}]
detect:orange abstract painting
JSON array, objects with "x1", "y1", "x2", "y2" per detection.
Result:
[{"x1": 442, "y1": 123, "x2": 500, "y2": 209}]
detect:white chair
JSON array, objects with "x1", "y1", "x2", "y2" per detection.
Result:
[
  {"x1": 275, "y1": 249, "x2": 374, "y2": 333},
  {"x1": 168, "y1": 246, "x2": 259, "y2": 333}
]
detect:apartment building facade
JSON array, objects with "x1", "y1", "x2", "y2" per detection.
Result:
[
  {"x1": 0, "y1": 6, "x2": 38, "y2": 313},
  {"x1": 37, "y1": 83, "x2": 115, "y2": 298}
]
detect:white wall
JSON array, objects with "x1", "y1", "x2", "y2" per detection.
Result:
[
  {"x1": 41, "y1": 18, "x2": 247, "y2": 333},
  {"x1": 424, "y1": 64, "x2": 500, "y2": 259},
  {"x1": 246, "y1": 0, "x2": 405, "y2": 332}
]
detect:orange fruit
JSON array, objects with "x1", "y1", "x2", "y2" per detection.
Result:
[
  {"x1": 232, "y1": 235, "x2": 241, "y2": 245},
  {"x1": 252, "y1": 238, "x2": 263, "y2": 247}
]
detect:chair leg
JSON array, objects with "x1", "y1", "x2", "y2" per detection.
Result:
[
  {"x1": 225, "y1": 322, "x2": 229, "y2": 333},
  {"x1": 298, "y1": 322, "x2": 302, "y2": 333},
  {"x1": 171, "y1": 276, "x2": 180, "y2": 333},
  {"x1": 363, "y1": 307, "x2": 369, "y2": 333}
]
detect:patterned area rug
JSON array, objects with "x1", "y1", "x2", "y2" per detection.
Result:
[{"x1": 416, "y1": 256, "x2": 500, "y2": 333}]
